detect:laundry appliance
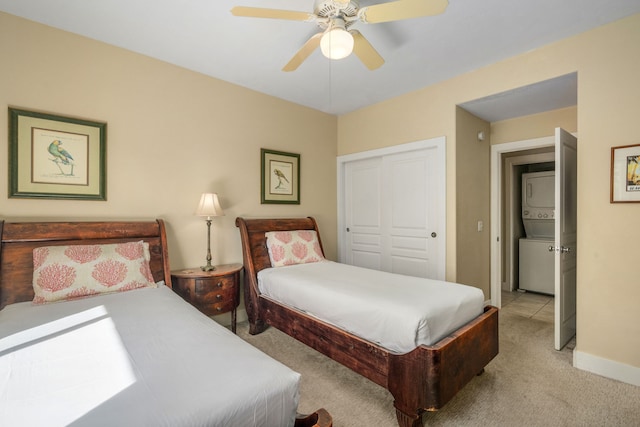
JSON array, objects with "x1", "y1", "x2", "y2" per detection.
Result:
[{"x1": 519, "y1": 171, "x2": 555, "y2": 295}]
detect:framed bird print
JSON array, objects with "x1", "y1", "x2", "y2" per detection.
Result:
[
  {"x1": 261, "y1": 148, "x2": 300, "y2": 204},
  {"x1": 8, "y1": 108, "x2": 106, "y2": 200}
]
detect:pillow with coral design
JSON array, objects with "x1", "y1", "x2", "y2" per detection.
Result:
[
  {"x1": 32, "y1": 240, "x2": 157, "y2": 304},
  {"x1": 265, "y1": 230, "x2": 325, "y2": 267}
]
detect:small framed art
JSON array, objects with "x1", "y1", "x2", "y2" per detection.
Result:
[
  {"x1": 261, "y1": 148, "x2": 300, "y2": 204},
  {"x1": 611, "y1": 143, "x2": 640, "y2": 203},
  {"x1": 8, "y1": 108, "x2": 106, "y2": 200}
]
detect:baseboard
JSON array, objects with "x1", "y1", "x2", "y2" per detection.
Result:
[
  {"x1": 574, "y1": 350, "x2": 640, "y2": 386},
  {"x1": 236, "y1": 307, "x2": 248, "y2": 324}
]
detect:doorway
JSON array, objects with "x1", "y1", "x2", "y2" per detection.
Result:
[
  {"x1": 490, "y1": 130, "x2": 577, "y2": 350},
  {"x1": 502, "y1": 149, "x2": 555, "y2": 293},
  {"x1": 491, "y1": 135, "x2": 556, "y2": 308}
]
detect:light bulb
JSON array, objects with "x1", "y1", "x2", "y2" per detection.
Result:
[{"x1": 320, "y1": 25, "x2": 354, "y2": 60}]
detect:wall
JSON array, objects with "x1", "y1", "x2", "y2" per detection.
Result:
[
  {"x1": 491, "y1": 106, "x2": 578, "y2": 145},
  {"x1": 455, "y1": 107, "x2": 490, "y2": 296},
  {"x1": 339, "y1": 15, "x2": 640, "y2": 379},
  {"x1": 0, "y1": 12, "x2": 338, "y2": 324}
]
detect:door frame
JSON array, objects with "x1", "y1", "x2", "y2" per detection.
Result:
[
  {"x1": 337, "y1": 136, "x2": 446, "y2": 279},
  {"x1": 490, "y1": 136, "x2": 555, "y2": 308}
]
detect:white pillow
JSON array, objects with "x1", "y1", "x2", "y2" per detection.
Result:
[
  {"x1": 32, "y1": 241, "x2": 156, "y2": 304},
  {"x1": 266, "y1": 230, "x2": 325, "y2": 267}
]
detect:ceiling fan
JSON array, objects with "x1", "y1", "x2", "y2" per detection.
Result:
[{"x1": 231, "y1": 0, "x2": 448, "y2": 72}]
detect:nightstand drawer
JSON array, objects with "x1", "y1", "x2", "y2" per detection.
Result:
[
  {"x1": 194, "y1": 276, "x2": 234, "y2": 298},
  {"x1": 194, "y1": 281, "x2": 236, "y2": 312}
]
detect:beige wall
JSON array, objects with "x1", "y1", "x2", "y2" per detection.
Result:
[
  {"x1": 0, "y1": 12, "x2": 338, "y2": 323},
  {"x1": 339, "y1": 14, "x2": 640, "y2": 371},
  {"x1": 491, "y1": 106, "x2": 578, "y2": 145},
  {"x1": 455, "y1": 107, "x2": 491, "y2": 296}
]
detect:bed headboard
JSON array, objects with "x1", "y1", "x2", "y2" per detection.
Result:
[
  {"x1": 235, "y1": 217, "x2": 324, "y2": 333},
  {"x1": 0, "y1": 219, "x2": 171, "y2": 309},
  {"x1": 235, "y1": 216, "x2": 324, "y2": 275}
]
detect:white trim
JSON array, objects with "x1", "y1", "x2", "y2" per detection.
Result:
[
  {"x1": 490, "y1": 136, "x2": 555, "y2": 308},
  {"x1": 337, "y1": 137, "x2": 446, "y2": 279},
  {"x1": 574, "y1": 350, "x2": 640, "y2": 387}
]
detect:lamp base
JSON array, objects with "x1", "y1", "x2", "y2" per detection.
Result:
[{"x1": 201, "y1": 264, "x2": 216, "y2": 272}]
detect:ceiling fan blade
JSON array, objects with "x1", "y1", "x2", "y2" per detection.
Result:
[
  {"x1": 359, "y1": 0, "x2": 448, "y2": 24},
  {"x1": 282, "y1": 33, "x2": 323, "y2": 72},
  {"x1": 231, "y1": 6, "x2": 315, "y2": 22},
  {"x1": 351, "y1": 30, "x2": 384, "y2": 70}
]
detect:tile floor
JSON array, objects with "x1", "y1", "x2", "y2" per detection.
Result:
[{"x1": 501, "y1": 290, "x2": 554, "y2": 323}]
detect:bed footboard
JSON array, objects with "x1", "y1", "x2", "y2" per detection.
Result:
[{"x1": 389, "y1": 305, "x2": 499, "y2": 426}]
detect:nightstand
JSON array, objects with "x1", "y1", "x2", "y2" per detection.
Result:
[{"x1": 171, "y1": 263, "x2": 243, "y2": 333}]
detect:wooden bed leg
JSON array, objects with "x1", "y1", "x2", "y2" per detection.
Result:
[
  {"x1": 395, "y1": 408, "x2": 422, "y2": 427},
  {"x1": 248, "y1": 319, "x2": 268, "y2": 335},
  {"x1": 295, "y1": 408, "x2": 332, "y2": 427}
]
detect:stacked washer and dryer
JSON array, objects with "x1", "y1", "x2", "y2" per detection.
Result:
[{"x1": 519, "y1": 171, "x2": 555, "y2": 295}]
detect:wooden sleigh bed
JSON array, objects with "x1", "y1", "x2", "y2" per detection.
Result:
[
  {"x1": 236, "y1": 217, "x2": 499, "y2": 427},
  {"x1": 0, "y1": 219, "x2": 330, "y2": 427}
]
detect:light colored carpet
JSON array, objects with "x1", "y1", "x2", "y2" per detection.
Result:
[{"x1": 237, "y1": 311, "x2": 640, "y2": 427}]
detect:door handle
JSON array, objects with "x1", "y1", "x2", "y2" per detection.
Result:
[{"x1": 431, "y1": 232, "x2": 437, "y2": 238}]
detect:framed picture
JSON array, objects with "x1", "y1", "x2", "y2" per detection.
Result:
[
  {"x1": 8, "y1": 108, "x2": 106, "y2": 200},
  {"x1": 261, "y1": 148, "x2": 300, "y2": 204},
  {"x1": 611, "y1": 143, "x2": 640, "y2": 203}
]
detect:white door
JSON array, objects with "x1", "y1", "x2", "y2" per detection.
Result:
[
  {"x1": 344, "y1": 157, "x2": 383, "y2": 270},
  {"x1": 344, "y1": 147, "x2": 444, "y2": 279},
  {"x1": 384, "y1": 150, "x2": 436, "y2": 277},
  {"x1": 554, "y1": 128, "x2": 577, "y2": 350}
]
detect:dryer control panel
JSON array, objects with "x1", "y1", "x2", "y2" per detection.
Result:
[{"x1": 522, "y1": 208, "x2": 555, "y2": 220}]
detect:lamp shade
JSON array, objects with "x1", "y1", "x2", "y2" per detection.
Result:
[
  {"x1": 195, "y1": 193, "x2": 225, "y2": 219},
  {"x1": 320, "y1": 21, "x2": 354, "y2": 60}
]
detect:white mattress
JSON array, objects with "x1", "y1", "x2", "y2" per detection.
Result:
[
  {"x1": 0, "y1": 285, "x2": 300, "y2": 427},
  {"x1": 258, "y1": 261, "x2": 485, "y2": 354}
]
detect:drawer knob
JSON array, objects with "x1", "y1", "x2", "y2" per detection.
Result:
[
  {"x1": 216, "y1": 307, "x2": 223, "y2": 312},
  {"x1": 216, "y1": 294, "x2": 223, "y2": 300},
  {"x1": 216, "y1": 282, "x2": 223, "y2": 288}
]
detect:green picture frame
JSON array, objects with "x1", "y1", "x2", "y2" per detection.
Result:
[
  {"x1": 8, "y1": 108, "x2": 107, "y2": 200},
  {"x1": 261, "y1": 148, "x2": 300, "y2": 204}
]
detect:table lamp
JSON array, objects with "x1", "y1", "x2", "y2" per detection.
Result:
[{"x1": 195, "y1": 192, "x2": 225, "y2": 271}]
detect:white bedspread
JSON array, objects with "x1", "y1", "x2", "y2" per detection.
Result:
[
  {"x1": 0, "y1": 285, "x2": 300, "y2": 427},
  {"x1": 258, "y1": 261, "x2": 484, "y2": 354}
]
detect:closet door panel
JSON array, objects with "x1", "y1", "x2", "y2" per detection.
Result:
[
  {"x1": 344, "y1": 157, "x2": 383, "y2": 270},
  {"x1": 385, "y1": 150, "x2": 433, "y2": 277}
]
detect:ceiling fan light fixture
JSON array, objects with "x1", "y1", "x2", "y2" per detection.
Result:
[{"x1": 320, "y1": 21, "x2": 354, "y2": 60}]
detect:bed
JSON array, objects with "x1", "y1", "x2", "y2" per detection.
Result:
[
  {"x1": 236, "y1": 217, "x2": 499, "y2": 427},
  {"x1": 0, "y1": 219, "x2": 330, "y2": 427}
]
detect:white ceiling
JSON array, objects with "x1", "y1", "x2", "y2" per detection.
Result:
[{"x1": 1, "y1": 1, "x2": 639, "y2": 117}]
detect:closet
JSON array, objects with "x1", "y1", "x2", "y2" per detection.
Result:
[{"x1": 337, "y1": 138, "x2": 446, "y2": 280}]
